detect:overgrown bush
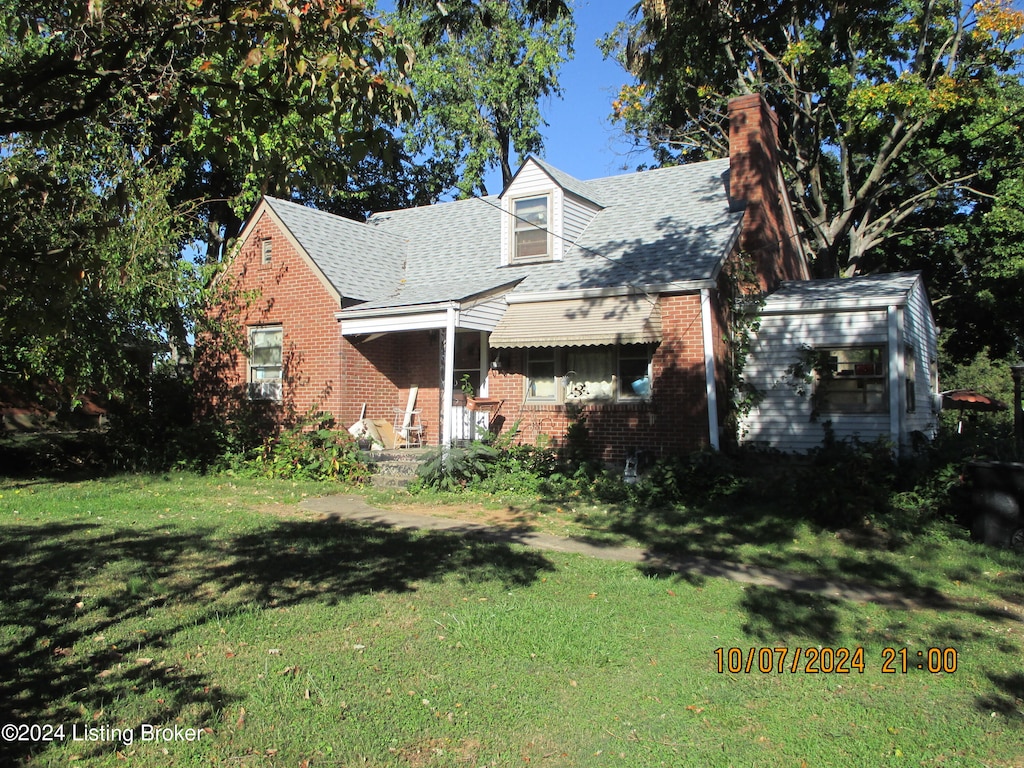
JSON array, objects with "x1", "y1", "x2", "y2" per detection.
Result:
[{"x1": 249, "y1": 413, "x2": 369, "y2": 483}]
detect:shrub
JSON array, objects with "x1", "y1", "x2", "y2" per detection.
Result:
[
  {"x1": 250, "y1": 413, "x2": 369, "y2": 483},
  {"x1": 414, "y1": 442, "x2": 502, "y2": 491}
]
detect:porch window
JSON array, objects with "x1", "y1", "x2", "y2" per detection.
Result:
[
  {"x1": 248, "y1": 326, "x2": 282, "y2": 401},
  {"x1": 814, "y1": 346, "x2": 886, "y2": 413},
  {"x1": 512, "y1": 195, "x2": 551, "y2": 262}
]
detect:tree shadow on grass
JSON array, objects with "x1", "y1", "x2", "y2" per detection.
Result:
[
  {"x1": 0, "y1": 516, "x2": 553, "y2": 764},
  {"x1": 976, "y1": 672, "x2": 1024, "y2": 721},
  {"x1": 739, "y1": 586, "x2": 842, "y2": 644}
]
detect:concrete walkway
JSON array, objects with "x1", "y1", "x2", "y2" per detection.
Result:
[{"x1": 301, "y1": 494, "x2": 945, "y2": 609}]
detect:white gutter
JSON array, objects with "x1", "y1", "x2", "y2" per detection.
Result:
[{"x1": 700, "y1": 288, "x2": 721, "y2": 450}]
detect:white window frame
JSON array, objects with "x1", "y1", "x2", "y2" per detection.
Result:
[
  {"x1": 524, "y1": 345, "x2": 654, "y2": 405},
  {"x1": 511, "y1": 194, "x2": 552, "y2": 263},
  {"x1": 813, "y1": 345, "x2": 887, "y2": 414},
  {"x1": 248, "y1": 325, "x2": 283, "y2": 401},
  {"x1": 260, "y1": 238, "x2": 273, "y2": 264},
  {"x1": 526, "y1": 348, "x2": 558, "y2": 402}
]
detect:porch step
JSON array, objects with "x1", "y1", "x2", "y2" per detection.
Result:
[{"x1": 367, "y1": 447, "x2": 433, "y2": 489}]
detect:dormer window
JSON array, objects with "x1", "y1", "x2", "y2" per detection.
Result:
[{"x1": 512, "y1": 195, "x2": 551, "y2": 262}]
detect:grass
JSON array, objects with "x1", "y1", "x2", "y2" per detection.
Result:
[
  {"x1": 1, "y1": 473, "x2": 1022, "y2": 767},
  {"x1": 367, "y1": 481, "x2": 1024, "y2": 613}
]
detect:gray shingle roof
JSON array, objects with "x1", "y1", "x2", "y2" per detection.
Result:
[
  {"x1": 263, "y1": 156, "x2": 742, "y2": 308},
  {"x1": 523, "y1": 156, "x2": 606, "y2": 207},
  {"x1": 762, "y1": 272, "x2": 923, "y2": 312},
  {"x1": 263, "y1": 197, "x2": 406, "y2": 301}
]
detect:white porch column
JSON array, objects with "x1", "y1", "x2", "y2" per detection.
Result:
[
  {"x1": 441, "y1": 306, "x2": 457, "y2": 447},
  {"x1": 700, "y1": 288, "x2": 721, "y2": 450}
]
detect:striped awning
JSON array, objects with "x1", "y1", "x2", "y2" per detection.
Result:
[{"x1": 489, "y1": 295, "x2": 661, "y2": 348}]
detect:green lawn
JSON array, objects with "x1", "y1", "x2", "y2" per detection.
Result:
[{"x1": 1, "y1": 474, "x2": 1022, "y2": 767}]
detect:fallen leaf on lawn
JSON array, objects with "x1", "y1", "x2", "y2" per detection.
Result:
[
  {"x1": 588, "y1": 593, "x2": 597, "y2": 599},
  {"x1": 236, "y1": 707, "x2": 246, "y2": 729},
  {"x1": 666, "y1": 589, "x2": 676, "y2": 596},
  {"x1": 136, "y1": 658, "x2": 153, "y2": 666}
]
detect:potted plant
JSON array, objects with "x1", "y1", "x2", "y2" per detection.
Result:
[{"x1": 453, "y1": 374, "x2": 473, "y2": 407}]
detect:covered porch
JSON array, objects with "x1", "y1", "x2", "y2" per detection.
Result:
[{"x1": 338, "y1": 292, "x2": 509, "y2": 447}]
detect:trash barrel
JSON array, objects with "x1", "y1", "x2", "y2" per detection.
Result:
[{"x1": 963, "y1": 461, "x2": 1024, "y2": 550}]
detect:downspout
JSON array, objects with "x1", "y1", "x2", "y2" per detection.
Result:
[
  {"x1": 441, "y1": 306, "x2": 457, "y2": 449},
  {"x1": 887, "y1": 305, "x2": 902, "y2": 458},
  {"x1": 701, "y1": 288, "x2": 721, "y2": 450}
]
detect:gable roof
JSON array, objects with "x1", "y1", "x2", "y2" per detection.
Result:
[
  {"x1": 761, "y1": 272, "x2": 925, "y2": 313},
  {"x1": 262, "y1": 197, "x2": 406, "y2": 301},
  {"x1": 257, "y1": 155, "x2": 744, "y2": 310},
  {"x1": 516, "y1": 156, "x2": 606, "y2": 207}
]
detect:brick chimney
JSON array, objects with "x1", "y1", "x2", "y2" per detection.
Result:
[{"x1": 728, "y1": 94, "x2": 807, "y2": 289}]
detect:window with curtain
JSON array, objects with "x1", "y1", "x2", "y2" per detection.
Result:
[
  {"x1": 248, "y1": 326, "x2": 283, "y2": 401},
  {"x1": 524, "y1": 345, "x2": 653, "y2": 404}
]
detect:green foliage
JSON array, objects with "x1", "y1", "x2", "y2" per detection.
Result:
[
  {"x1": 391, "y1": 0, "x2": 574, "y2": 194},
  {"x1": 414, "y1": 442, "x2": 502, "y2": 491},
  {"x1": 0, "y1": 134, "x2": 206, "y2": 399},
  {"x1": 251, "y1": 413, "x2": 369, "y2": 483},
  {"x1": 606, "y1": 0, "x2": 1024, "y2": 354},
  {"x1": 721, "y1": 254, "x2": 766, "y2": 442}
]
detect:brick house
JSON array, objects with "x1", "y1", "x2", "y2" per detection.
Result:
[{"x1": 199, "y1": 95, "x2": 811, "y2": 462}]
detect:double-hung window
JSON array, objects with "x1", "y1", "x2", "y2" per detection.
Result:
[
  {"x1": 248, "y1": 326, "x2": 283, "y2": 401},
  {"x1": 512, "y1": 195, "x2": 551, "y2": 262}
]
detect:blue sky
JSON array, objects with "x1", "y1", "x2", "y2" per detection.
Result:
[{"x1": 480, "y1": 0, "x2": 653, "y2": 193}]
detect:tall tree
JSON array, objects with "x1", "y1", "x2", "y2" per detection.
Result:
[
  {"x1": 2, "y1": 0, "x2": 416, "y2": 261},
  {"x1": 0, "y1": 0, "x2": 417, "y2": 395},
  {"x1": 604, "y1": 0, "x2": 1024, "y2": 280},
  {"x1": 391, "y1": 0, "x2": 574, "y2": 196}
]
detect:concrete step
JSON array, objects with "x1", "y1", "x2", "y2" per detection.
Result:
[{"x1": 367, "y1": 447, "x2": 433, "y2": 489}]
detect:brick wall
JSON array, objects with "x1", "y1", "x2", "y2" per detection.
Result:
[
  {"x1": 486, "y1": 294, "x2": 714, "y2": 464},
  {"x1": 341, "y1": 330, "x2": 441, "y2": 444},
  {"x1": 197, "y1": 208, "x2": 345, "y2": 424}
]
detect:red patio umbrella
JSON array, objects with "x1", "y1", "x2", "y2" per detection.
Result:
[{"x1": 941, "y1": 389, "x2": 1007, "y2": 412}]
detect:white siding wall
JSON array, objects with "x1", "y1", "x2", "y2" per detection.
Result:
[
  {"x1": 739, "y1": 279, "x2": 940, "y2": 453},
  {"x1": 740, "y1": 308, "x2": 892, "y2": 453},
  {"x1": 562, "y1": 191, "x2": 601, "y2": 246},
  {"x1": 499, "y1": 161, "x2": 600, "y2": 265},
  {"x1": 459, "y1": 297, "x2": 507, "y2": 332},
  {"x1": 501, "y1": 163, "x2": 562, "y2": 263},
  {"x1": 902, "y1": 279, "x2": 941, "y2": 439}
]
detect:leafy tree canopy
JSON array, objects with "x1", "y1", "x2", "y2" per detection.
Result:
[
  {"x1": 604, "y1": 0, "x2": 1024, "y2": 271},
  {"x1": 0, "y1": 0, "x2": 416, "y2": 399},
  {"x1": 605, "y1": 0, "x2": 1024, "y2": 358},
  {"x1": 391, "y1": 0, "x2": 574, "y2": 196}
]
